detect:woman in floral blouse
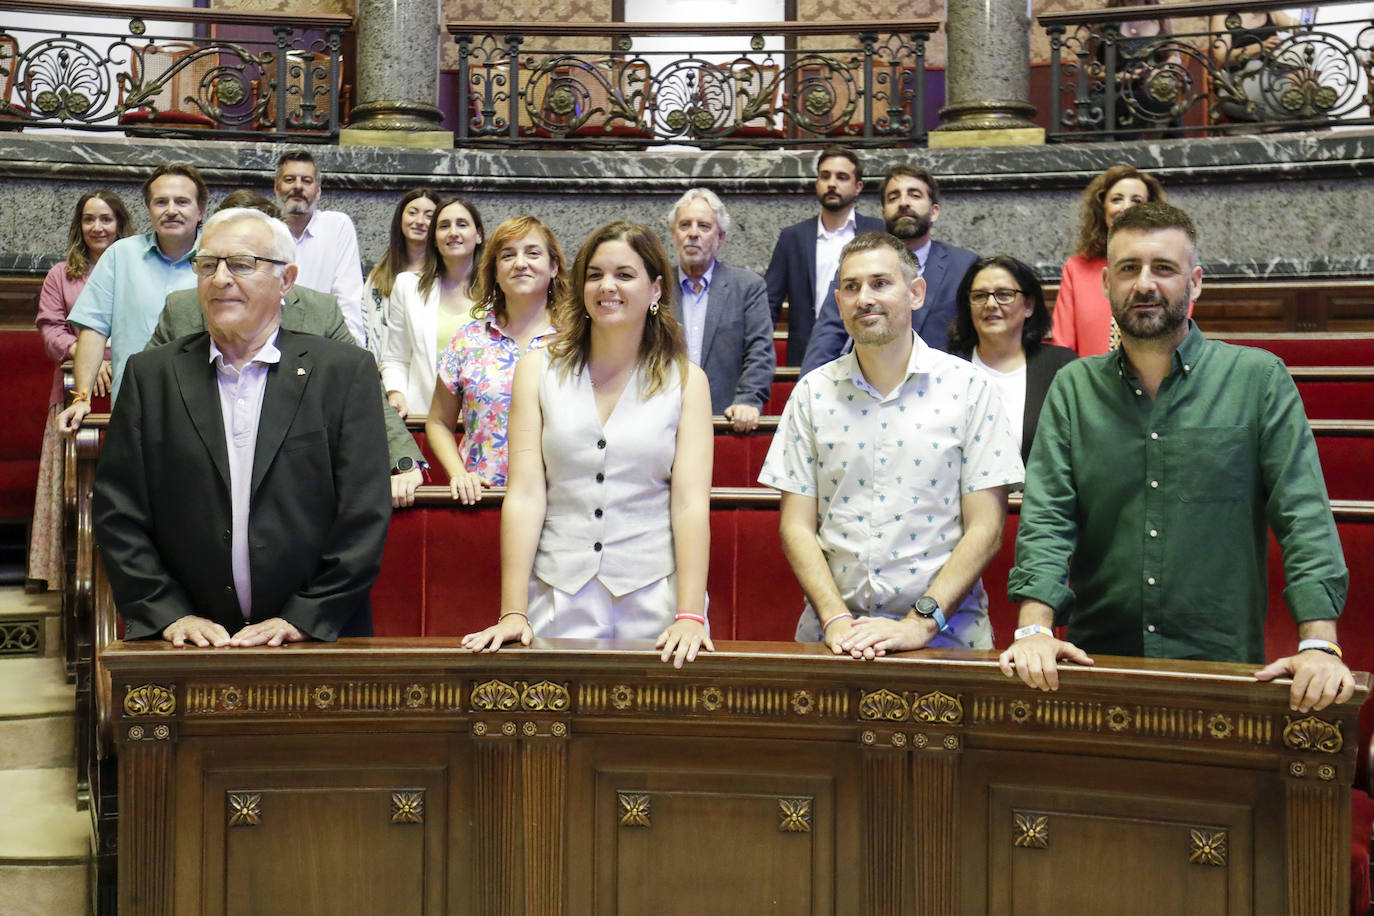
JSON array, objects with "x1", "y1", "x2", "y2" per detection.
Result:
[{"x1": 424, "y1": 215, "x2": 566, "y2": 502}]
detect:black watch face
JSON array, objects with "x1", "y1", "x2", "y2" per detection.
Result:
[
  {"x1": 395, "y1": 457, "x2": 415, "y2": 472},
  {"x1": 914, "y1": 597, "x2": 938, "y2": 617}
]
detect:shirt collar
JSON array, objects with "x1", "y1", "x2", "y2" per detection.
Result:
[
  {"x1": 296, "y1": 209, "x2": 323, "y2": 241},
  {"x1": 840, "y1": 330, "x2": 929, "y2": 398},
  {"x1": 1111, "y1": 319, "x2": 1205, "y2": 379},
  {"x1": 145, "y1": 230, "x2": 200, "y2": 265},
  {"x1": 209, "y1": 328, "x2": 283, "y2": 373},
  {"x1": 816, "y1": 210, "x2": 857, "y2": 239},
  {"x1": 909, "y1": 238, "x2": 933, "y2": 271},
  {"x1": 679, "y1": 261, "x2": 716, "y2": 296},
  {"x1": 484, "y1": 312, "x2": 557, "y2": 343}
]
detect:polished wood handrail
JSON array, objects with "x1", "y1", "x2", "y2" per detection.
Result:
[
  {"x1": 447, "y1": 20, "x2": 939, "y2": 38},
  {"x1": 0, "y1": 0, "x2": 352, "y2": 29}
]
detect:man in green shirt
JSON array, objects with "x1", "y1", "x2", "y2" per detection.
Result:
[{"x1": 999, "y1": 202, "x2": 1352, "y2": 713}]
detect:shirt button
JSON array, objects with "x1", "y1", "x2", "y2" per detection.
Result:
[
  {"x1": 593, "y1": 542, "x2": 602, "y2": 551},
  {"x1": 1150, "y1": 432, "x2": 1158, "y2": 440},
  {"x1": 1147, "y1": 624, "x2": 1157, "y2": 633},
  {"x1": 597, "y1": 438, "x2": 607, "y2": 449},
  {"x1": 1150, "y1": 529, "x2": 1158, "y2": 537},
  {"x1": 1147, "y1": 577, "x2": 1156, "y2": 585},
  {"x1": 224, "y1": 585, "x2": 233, "y2": 594},
  {"x1": 594, "y1": 508, "x2": 603, "y2": 518},
  {"x1": 595, "y1": 472, "x2": 605, "y2": 483},
  {"x1": 1135, "y1": 388, "x2": 1143, "y2": 396},
  {"x1": 1183, "y1": 364, "x2": 1191, "y2": 371},
  {"x1": 1150, "y1": 480, "x2": 1159, "y2": 488}
]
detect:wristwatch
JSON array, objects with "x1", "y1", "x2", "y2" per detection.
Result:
[
  {"x1": 392, "y1": 456, "x2": 415, "y2": 474},
  {"x1": 912, "y1": 596, "x2": 950, "y2": 634}
]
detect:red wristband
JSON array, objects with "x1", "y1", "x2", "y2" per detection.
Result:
[
  {"x1": 821, "y1": 612, "x2": 853, "y2": 632},
  {"x1": 675, "y1": 612, "x2": 706, "y2": 624}
]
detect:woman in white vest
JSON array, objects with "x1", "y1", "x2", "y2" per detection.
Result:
[
  {"x1": 380, "y1": 196, "x2": 484, "y2": 417},
  {"x1": 461, "y1": 221, "x2": 715, "y2": 667}
]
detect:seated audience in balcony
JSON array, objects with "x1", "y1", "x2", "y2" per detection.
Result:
[
  {"x1": 93, "y1": 207, "x2": 391, "y2": 647},
  {"x1": 59, "y1": 162, "x2": 207, "y2": 432},
  {"x1": 425, "y1": 214, "x2": 560, "y2": 500},
  {"x1": 1051, "y1": 164, "x2": 1165, "y2": 357},
  {"x1": 948, "y1": 256, "x2": 1077, "y2": 466},
  {"x1": 462, "y1": 222, "x2": 713, "y2": 668},
  {"x1": 273, "y1": 149, "x2": 367, "y2": 349},
  {"x1": 801, "y1": 165, "x2": 978, "y2": 373},
  {"x1": 765, "y1": 145, "x2": 884, "y2": 366},
  {"x1": 762, "y1": 233, "x2": 1022, "y2": 659},
  {"x1": 364, "y1": 188, "x2": 441, "y2": 364},
  {"x1": 146, "y1": 190, "x2": 425, "y2": 509},
  {"x1": 668, "y1": 188, "x2": 773, "y2": 431},
  {"x1": 382, "y1": 197, "x2": 485, "y2": 419},
  {"x1": 1002, "y1": 202, "x2": 1352, "y2": 714},
  {"x1": 28, "y1": 189, "x2": 131, "y2": 590},
  {"x1": 1209, "y1": 9, "x2": 1304, "y2": 123}
]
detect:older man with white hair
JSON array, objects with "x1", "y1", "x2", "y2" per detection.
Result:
[
  {"x1": 92, "y1": 207, "x2": 392, "y2": 648},
  {"x1": 669, "y1": 187, "x2": 775, "y2": 432}
]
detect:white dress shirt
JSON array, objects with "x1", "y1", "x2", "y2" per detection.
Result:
[
  {"x1": 814, "y1": 210, "x2": 857, "y2": 316},
  {"x1": 291, "y1": 209, "x2": 365, "y2": 347},
  {"x1": 678, "y1": 261, "x2": 715, "y2": 366},
  {"x1": 209, "y1": 330, "x2": 282, "y2": 619}
]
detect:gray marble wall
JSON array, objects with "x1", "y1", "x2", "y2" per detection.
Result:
[{"x1": 4, "y1": 131, "x2": 1374, "y2": 281}]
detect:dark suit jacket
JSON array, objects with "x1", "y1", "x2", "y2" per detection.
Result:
[
  {"x1": 951, "y1": 342, "x2": 1078, "y2": 464},
  {"x1": 93, "y1": 328, "x2": 393, "y2": 641},
  {"x1": 765, "y1": 212, "x2": 885, "y2": 366},
  {"x1": 673, "y1": 261, "x2": 775, "y2": 414},
  {"x1": 151, "y1": 286, "x2": 422, "y2": 470},
  {"x1": 800, "y1": 239, "x2": 980, "y2": 375}
]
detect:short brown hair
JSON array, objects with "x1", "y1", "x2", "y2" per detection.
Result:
[
  {"x1": 817, "y1": 145, "x2": 862, "y2": 181},
  {"x1": 142, "y1": 163, "x2": 208, "y2": 212},
  {"x1": 1107, "y1": 200, "x2": 1197, "y2": 254},
  {"x1": 838, "y1": 231, "x2": 922, "y2": 285}
]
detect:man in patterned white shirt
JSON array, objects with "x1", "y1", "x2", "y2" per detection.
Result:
[{"x1": 759, "y1": 232, "x2": 1023, "y2": 658}]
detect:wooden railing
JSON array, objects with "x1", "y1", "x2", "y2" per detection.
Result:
[
  {"x1": 1039, "y1": 0, "x2": 1374, "y2": 140},
  {"x1": 445, "y1": 20, "x2": 937, "y2": 147},
  {"x1": 0, "y1": 0, "x2": 351, "y2": 139}
]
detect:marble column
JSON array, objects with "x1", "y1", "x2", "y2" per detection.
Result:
[
  {"x1": 935, "y1": 0, "x2": 1039, "y2": 137},
  {"x1": 343, "y1": 0, "x2": 451, "y2": 146}
]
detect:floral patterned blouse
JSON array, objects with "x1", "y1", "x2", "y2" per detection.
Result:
[{"x1": 436, "y1": 315, "x2": 556, "y2": 485}]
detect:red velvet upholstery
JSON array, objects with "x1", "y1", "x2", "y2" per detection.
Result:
[
  {"x1": 117, "y1": 108, "x2": 217, "y2": 129},
  {"x1": 1300, "y1": 381, "x2": 1374, "y2": 420},
  {"x1": 0, "y1": 331, "x2": 53, "y2": 517},
  {"x1": 420, "y1": 507, "x2": 503, "y2": 636},
  {"x1": 1353, "y1": 790, "x2": 1374, "y2": 914},
  {"x1": 1315, "y1": 434, "x2": 1374, "y2": 501},
  {"x1": 765, "y1": 381, "x2": 795, "y2": 414},
  {"x1": 1223, "y1": 336, "x2": 1374, "y2": 367}
]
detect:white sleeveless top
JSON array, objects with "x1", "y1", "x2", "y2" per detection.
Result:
[{"x1": 533, "y1": 358, "x2": 681, "y2": 596}]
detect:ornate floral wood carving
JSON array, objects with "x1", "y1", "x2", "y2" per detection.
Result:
[
  {"x1": 519, "y1": 679, "x2": 570, "y2": 711},
  {"x1": 913, "y1": 690, "x2": 962, "y2": 724},
  {"x1": 124, "y1": 683, "x2": 176, "y2": 717},
  {"x1": 471, "y1": 679, "x2": 520, "y2": 711},
  {"x1": 618, "y1": 793, "x2": 651, "y2": 828},
  {"x1": 1283, "y1": 716, "x2": 1343, "y2": 754},
  {"x1": 778, "y1": 797, "x2": 812, "y2": 832},
  {"x1": 1013, "y1": 812, "x2": 1048, "y2": 848},
  {"x1": 184, "y1": 681, "x2": 463, "y2": 714},
  {"x1": 391, "y1": 791, "x2": 425, "y2": 824},
  {"x1": 1189, "y1": 829, "x2": 1227, "y2": 866},
  {"x1": 859, "y1": 688, "x2": 910, "y2": 721},
  {"x1": 228, "y1": 793, "x2": 261, "y2": 827}
]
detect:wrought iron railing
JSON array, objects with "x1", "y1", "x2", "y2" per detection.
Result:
[
  {"x1": 0, "y1": 0, "x2": 350, "y2": 140},
  {"x1": 446, "y1": 21, "x2": 937, "y2": 147},
  {"x1": 1040, "y1": 0, "x2": 1374, "y2": 140}
]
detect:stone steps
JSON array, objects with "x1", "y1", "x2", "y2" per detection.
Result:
[{"x1": 0, "y1": 586, "x2": 91, "y2": 915}]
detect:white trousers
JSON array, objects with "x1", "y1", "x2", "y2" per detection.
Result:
[{"x1": 528, "y1": 574, "x2": 708, "y2": 640}]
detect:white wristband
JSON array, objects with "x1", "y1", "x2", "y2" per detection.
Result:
[{"x1": 1014, "y1": 624, "x2": 1053, "y2": 641}]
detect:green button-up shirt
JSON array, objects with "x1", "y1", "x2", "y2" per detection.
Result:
[{"x1": 1008, "y1": 322, "x2": 1346, "y2": 665}]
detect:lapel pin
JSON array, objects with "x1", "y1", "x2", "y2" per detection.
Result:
[{"x1": 296, "y1": 367, "x2": 306, "y2": 376}]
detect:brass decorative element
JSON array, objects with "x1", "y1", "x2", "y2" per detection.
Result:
[
  {"x1": 471, "y1": 679, "x2": 519, "y2": 711},
  {"x1": 701, "y1": 686, "x2": 724, "y2": 711},
  {"x1": 859, "y1": 688, "x2": 910, "y2": 721},
  {"x1": 1013, "y1": 812, "x2": 1049, "y2": 849},
  {"x1": 1207, "y1": 713, "x2": 1234, "y2": 739},
  {"x1": 1189, "y1": 829, "x2": 1227, "y2": 866},
  {"x1": 611, "y1": 684, "x2": 633, "y2": 709},
  {"x1": 891, "y1": 732, "x2": 907, "y2": 748},
  {"x1": 501, "y1": 721, "x2": 517, "y2": 736},
  {"x1": 222, "y1": 686, "x2": 244, "y2": 710},
  {"x1": 0, "y1": 618, "x2": 42, "y2": 656},
  {"x1": 311, "y1": 685, "x2": 334, "y2": 709},
  {"x1": 551, "y1": 722, "x2": 568, "y2": 738},
  {"x1": 618, "y1": 793, "x2": 651, "y2": 828},
  {"x1": 943, "y1": 735, "x2": 960, "y2": 750},
  {"x1": 1283, "y1": 716, "x2": 1343, "y2": 754},
  {"x1": 860, "y1": 729, "x2": 877, "y2": 745},
  {"x1": 520, "y1": 680, "x2": 570, "y2": 711},
  {"x1": 791, "y1": 690, "x2": 814, "y2": 715},
  {"x1": 127, "y1": 725, "x2": 144, "y2": 740},
  {"x1": 913, "y1": 690, "x2": 963, "y2": 725},
  {"x1": 472, "y1": 721, "x2": 488, "y2": 736},
  {"x1": 522, "y1": 721, "x2": 537, "y2": 736},
  {"x1": 124, "y1": 683, "x2": 176, "y2": 717},
  {"x1": 1318, "y1": 764, "x2": 1336, "y2": 781},
  {"x1": 228, "y1": 793, "x2": 261, "y2": 827},
  {"x1": 778, "y1": 797, "x2": 812, "y2": 832},
  {"x1": 1290, "y1": 761, "x2": 1307, "y2": 778},
  {"x1": 913, "y1": 733, "x2": 929, "y2": 749},
  {"x1": 391, "y1": 791, "x2": 424, "y2": 824},
  {"x1": 404, "y1": 684, "x2": 427, "y2": 708},
  {"x1": 1009, "y1": 700, "x2": 1032, "y2": 724},
  {"x1": 1106, "y1": 706, "x2": 1130, "y2": 731},
  {"x1": 153, "y1": 724, "x2": 170, "y2": 740}
]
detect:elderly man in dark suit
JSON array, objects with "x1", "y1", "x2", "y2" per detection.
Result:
[
  {"x1": 669, "y1": 187, "x2": 775, "y2": 432},
  {"x1": 93, "y1": 207, "x2": 391, "y2": 647},
  {"x1": 765, "y1": 145, "x2": 885, "y2": 366},
  {"x1": 801, "y1": 165, "x2": 979, "y2": 375}
]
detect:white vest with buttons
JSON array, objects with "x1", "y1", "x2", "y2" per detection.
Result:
[{"x1": 533, "y1": 358, "x2": 680, "y2": 596}]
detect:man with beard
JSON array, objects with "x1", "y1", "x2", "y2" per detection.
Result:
[
  {"x1": 760, "y1": 232, "x2": 1022, "y2": 657},
  {"x1": 273, "y1": 150, "x2": 366, "y2": 348},
  {"x1": 1000, "y1": 202, "x2": 1353, "y2": 714},
  {"x1": 59, "y1": 163, "x2": 207, "y2": 430},
  {"x1": 800, "y1": 164, "x2": 977, "y2": 374},
  {"x1": 765, "y1": 146, "x2": 884, "y2": 365}
]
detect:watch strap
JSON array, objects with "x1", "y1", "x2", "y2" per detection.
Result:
[{"x1": 1297, "y1": 638, "x2": 1342, "y2": 659}]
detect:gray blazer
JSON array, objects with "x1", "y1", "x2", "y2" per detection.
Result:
[
  {"x1": 672, "y1": 261, "x2": 775, "y2": 414},
  {"x1": 150, "y1": 285, "x2": 422, "y2": 470}
]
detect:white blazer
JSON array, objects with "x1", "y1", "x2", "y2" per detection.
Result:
[{"x1": 379, "y1": 271, "x2": 440, "y2": 416}]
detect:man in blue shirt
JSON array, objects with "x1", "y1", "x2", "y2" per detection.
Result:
[{"x1": 59, "y1": 163, "x2": 206, "y2": 431}]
